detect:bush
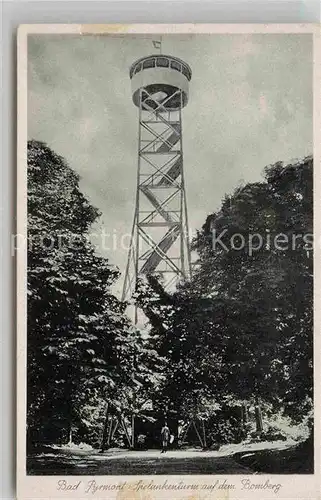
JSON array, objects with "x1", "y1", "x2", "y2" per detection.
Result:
[
  {"x1": 249, "y1": 424, "x2": 288, "y2": 443},
  {"x1": 207, "y1": 417, "x2": 243, "y2": 445}
]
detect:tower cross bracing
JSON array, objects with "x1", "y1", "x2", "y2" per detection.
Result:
[{"x1": 122, "y1": 54, "x2": 192, "y2": 306}]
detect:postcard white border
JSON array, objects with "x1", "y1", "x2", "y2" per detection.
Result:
[{"x1": 17, "y1": 23, "x2": 321, "y2": 500}]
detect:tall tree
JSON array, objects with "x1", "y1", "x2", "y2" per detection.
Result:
[
  {"x1": 191, "y1": 156, "x2": 313, "y2": 418},
  {"x1": 137, "y1": 157, "x2": 313, "y2": 426},
  {"x1": 27, "y1": 140, "x2": 147, "y2": 446}
]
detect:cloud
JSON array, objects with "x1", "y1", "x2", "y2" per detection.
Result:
[{"x1": 28, "y1": 33, "x2": 313, "y2": 294}]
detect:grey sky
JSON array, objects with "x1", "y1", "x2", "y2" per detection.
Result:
[{"x1": 28, "y1": 34, "x2": 312, "y2": 295}]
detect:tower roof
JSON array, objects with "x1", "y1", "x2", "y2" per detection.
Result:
[{"x1": 129, "y1": 54, "x2": 192, "y2": 81}]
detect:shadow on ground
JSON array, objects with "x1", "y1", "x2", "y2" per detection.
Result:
[{"x1": 27, "y1": 438, "x2": 313, "y2": 475}]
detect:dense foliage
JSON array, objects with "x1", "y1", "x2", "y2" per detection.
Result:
[
  {"x1": 136, "y1": 156, "x2": 313, "y2": 438},
  {"x1": 27, "y1": 140, "x2": 156, "y2": 447},
  {"x1": 27, "y1": 141, "x2": 313, "y2": 450}
]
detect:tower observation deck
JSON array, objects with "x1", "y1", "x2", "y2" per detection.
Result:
[{"x1": 122, "y1": 54, "x2": 192, "y2": 311}]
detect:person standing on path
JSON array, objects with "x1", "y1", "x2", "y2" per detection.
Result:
[{"x1": 160, "y1": 422, "x2": 171, "y2": 453}]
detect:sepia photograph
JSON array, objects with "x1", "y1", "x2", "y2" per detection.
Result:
[{"x1": 21, "y1": 27, "x2": 314, "y2": 479}]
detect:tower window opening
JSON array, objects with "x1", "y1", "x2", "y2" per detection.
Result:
[
  {"x1": 181, "y1": 66, "x2": 190, "y2": 79},
  {"x1": 143, "y1": 58, "x2": 156, "y2": 69},
  {"x1": 156, "y1": 57, "x2": 170, "y2": 68},
  {"x1": 134, "y1": 63, "x2": 142, "y2": 74},
  {"x1": 170, "y1": 60, "x2": 181, "y2": 72}
]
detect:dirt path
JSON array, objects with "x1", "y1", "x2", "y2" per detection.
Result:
[{"x1": 27, "y1": 450, "x2": 253, "y2": 475}]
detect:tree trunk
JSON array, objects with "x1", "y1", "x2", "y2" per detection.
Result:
[
  {"x1": 111, "y1": 418, "x2": 119, "y2": 442},
  {"x1": 202, "y1": 419, "x2": 207, "y2": 449},
  {"x1": 107, "y1": 416, "x2": 113, "y2": 447},
  {"x1": 131, "y1": 414, "x2": 135, "y2": 449},
  {"x1": 68, "y1": 427, "x2": 73, "y2": 445},
  {"x1": 100, "y1": 402, "x2": 109, "y2": 452},
  {"x1": 120, "y1": 416, "x2": 132, "y2": 448},
  {"x1": 242, "y1": 403, "x2": 248, "y2": 425},
  {"x1": 179, "y1": 420, "x2": 192, "y2": 447},
  {"x1": 192, "y1": 420, "x2": 204, "y2": 448},
  {"x1": 255, "y1": 404, "x2": 263, "y2": 433}
]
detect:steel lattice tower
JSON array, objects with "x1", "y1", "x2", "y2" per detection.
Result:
[{"x1": 122, "y1": 54, "x2": 192, "y2": 311}]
